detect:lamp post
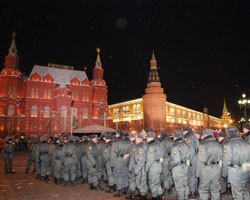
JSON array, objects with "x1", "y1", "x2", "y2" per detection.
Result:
[{"x1": 238, "y1": 92, "x2": 250, "y2": 122}]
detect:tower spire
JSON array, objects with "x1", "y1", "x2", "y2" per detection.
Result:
[
  {"x1": 94, "y1": 47, "x2": 102, "y2": 69},
  {"x1": 8, "y1": 31, "x2": 17, "y2": 56},
  {"x1": 148, "y1": 51, "x2": 161, "y2": 86}
]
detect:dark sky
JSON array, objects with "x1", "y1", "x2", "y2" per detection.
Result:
[{"x1": 0, "y1": 0, "x2": 250, "y2": 121}]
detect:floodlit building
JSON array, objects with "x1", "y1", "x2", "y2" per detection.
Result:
[
  {"x1": 108, "y1": 52, "x2": 233, "y2": 134},
  {"x1": 0, "y1": 34, "x2": 110, "y2": 138}
]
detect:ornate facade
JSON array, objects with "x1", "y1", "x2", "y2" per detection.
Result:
[
  {"x1": 108, "y1": 53, "x2": 233, "y2": 134},
  {"x1": 0, "y1": 34, "x2": 110, "y2": 138}
]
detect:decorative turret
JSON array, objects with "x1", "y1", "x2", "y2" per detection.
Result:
[
  {"x1": 1, "y1": 32, "x2": 22, "y2": 77},
  {"x1": 92, "y1": 48, "x2": 104, "y2": 81},
  {"x1": 147, "y1": 51, "x2": 161, "y2": 87},
  {"x1": 143, "y1": 51, "x2": 166, "y2": 134},
  {"x1": 91, "y1": 48, "x2": 108, "y2": 123},
  {"x1": 221, "y1": 98, "x2": 232, "y2": 129}
]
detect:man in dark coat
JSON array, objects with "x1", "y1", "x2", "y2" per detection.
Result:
[
  {"x1": 242, "y1": 122, "x2": 250, "y2": 144},
  {"x1": 3, "y1": 137, "x2": 15, "y2": 174}
]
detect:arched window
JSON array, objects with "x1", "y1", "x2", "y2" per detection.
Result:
[
  {"x1": 44, "y1": 106, "x2": 50, "y2": 118},
  {"x1": 7, "y1": 105, "x2": 14, "y2": 116},
  {"x1": 36, "y1": 88, "x2": 39, "y2": 98},
  {"x1": 31, "y1": 88, "x2": 35, "y2": 98},
  {"x1": 44, "y1": 89, "x2": 47, "y2": 99},
  {"x1": 83, "y1": 108, "x2": 88, "y2": 118},
  {"x1": 48, "y1": 89, "x2": 51, "y2": 99},
  {"x1": 61, "y1": 106, "x2": 67, "y2": 118},
  {"x1": 31, "y1": 106, "x2": 37, "y2": 117}
]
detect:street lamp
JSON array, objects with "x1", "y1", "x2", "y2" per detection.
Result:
[{"x1": 238, "y1": 92, "x2": 250, "y2": 122}]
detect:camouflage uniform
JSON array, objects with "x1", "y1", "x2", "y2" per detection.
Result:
[
  {"x1": 3, "y1": 138, "x2": 15, "y2": 174},
  {"x1": 86, "y1": 134, "x2": 102, "y2": 190},
  {"x1": 62, "y1": 135, "x2": 78, "y2": 185},
  {"x1": 111, "y1": 131, "x2": 130, "y2": 196},
  {"x1": 80, "y1": 136, "x2": 88, "y2": 183},
  {"x1": 36, "y1": 136, "x2": 50, "y2": 182},
  {"x1": 102, "y1": 133, "x2": 116, "y2": 193},
  {"x1": 159, "y1": 131, "x2": 174, "y2": 196},
  {"x1": 182, "y1": 126, "x2": 199, "y2": 198},
  {"x1": 196, "y1": 129, "x2": 223, "y2": 199},
  {"x1": 222, "y1": 126, "x2": 250, "y2": 200},
  {"x1": 134, "y1": 131, "x2": 148, "y2": 199},
  {"x1": 169, "y1": 130, "x2": 191, "y2": 200},
  {"x1": 145, "y1": 132, "x2": 163, "y2": 199},
  {"x1": 53, "y1": 137, "x2": 64, "y2": 184}
]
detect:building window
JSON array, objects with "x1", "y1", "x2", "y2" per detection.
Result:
[
  {"x1": 44, "y1": 89, "x2": 47, "y2": 99},
  {"x1": 7, "y1": 105, "x2": 14, "y2": 116},
  {"x1": 61, "y1": 106, "x2": 67, "y2": 118},
  {"x1": 48, "y1": 89, "x2": 51, "y2": 99},
  {"x1": 170, "y1": 107, "x2": 175, "y2": 115},
  {"x1": 133, "y1": 104, "x2": 141, "y2": 113},
  {"x1": 123, "y1": 106, "x2": 129, "y2": 113},
  {"x1": 13, "y1": 87, "x2": 17, "y2": 97},
  {"x1": 113, "y1": 108, "x2": 119, "y2": 115},
  {"x1": 31, "y1": 88, "x2": 35, "y2": 98},
  {"x1": 44, "y1": 106, "x2": 50, "y2": 118},
  {"x1": 7, "y1": 86, "x2": 11, "y2": 96},
  {"x1": 83, "y1": 108, "x2": 88, "y2": 118},
  {"x1": 31, "y1": 106, "x2": 37, "y2": 117},
  {"x1": 36, "y1": 88, "x2": 39, "y2": 98},
  {"x1": 83, "y1": 92, "x2": 89, "y2": 102}
]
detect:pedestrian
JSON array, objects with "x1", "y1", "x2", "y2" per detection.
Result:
[
  {"x1": 103, "y1": 133, "x2": 116, "y2": 193},
  {"x1": 111, "y1": 130, "x2": 130, "y2": 197},
  {"x1": 242, "y1": 122, "x2": 250, "y2": 144},
  {"x1": 222, "y1": 126, "x2": 250, "y2": 200},
  {"x1": 134, "y1": 130, "x2": 148, "y2": 200},
  {"x1": 86, "y1": 134, "x2": 102, "y2": 191},
  {"x1": 62, "y1": 135, "x2": 78, "y2": 186},
  {"x1": 126, "y1": 132, "x2": 137, "y2": 199},
  {"x1": 217, "y1": 131, "x2": 231, "y2": 196},
  {"x1": 25, "y1": 137, "x2": 39, "y2": 173},
  {"x1": 3, "y1": 137, "x2": 15, "y2": 174},
  {"x1": 196, "y1": 129, "x2": 223, "y2": 199},
  {"x1": 53, "y1": 136, "x2": 64, "y2": 184},
  {"x1": 145, "y1": 131, "x2": 163, "y2": 200},
  {"x1": 182, "y1": 126, "x2": 199, "y2": 198},
  {"x1": 36, "y1": 135, "x2": 50, "y2": 182},
  {"x1": 159, "y1": 130, "x2": 174, "y2": 197},
  {"x1": 169, "y1": 130, "x2": 191, "y2": 200}
]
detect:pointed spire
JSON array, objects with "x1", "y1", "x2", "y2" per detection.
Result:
[
  {"x1": 148, "y1": 51, "x2": 161, "y2": 85},
  {"x1": 94, "y1": 47, "x2": 102, "y2": 69},
  {"x1": 8, "y1": 31, "x2": 17, "y2": 56},
  {"x1": 223, "y1": 97, "x2": 228, "y2": 113}
]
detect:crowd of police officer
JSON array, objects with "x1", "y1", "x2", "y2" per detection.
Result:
[{"x1": 21, "y1": 122, "x2": 250, "y2": 200}]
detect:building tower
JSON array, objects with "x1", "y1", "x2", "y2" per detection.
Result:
[
  {"x1": 221, "y1": 98, "x2": 232, "y2": 128},
  {"x1": 142, "y1": 52, "x2": 166, "y2": 134},
  {"x1": 91, "y1": 48, "x2": 108, "y2": 126},
  {"x1": 0, "y1": 32, "x2": 24, "y2": 138}
]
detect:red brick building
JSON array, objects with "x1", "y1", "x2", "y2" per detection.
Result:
[{"x1": 0, "y1": 34, "x2": 110, "y2": 138}]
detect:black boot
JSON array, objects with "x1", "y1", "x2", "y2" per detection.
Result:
[
  {"x1": 93, "y1": 185, "x2": 102, "y2": 191},
  {"x1": 54, "y1": 178, "x2": 59, "y2": 184},
  {"x1": 221, "y1": 186, "x2": 231, "y2": 196},
  {"x1": 188, "y1": 192, "x2": 196, "y2": 199},
  {"x1": 89, "y1": 183, "x2": 94, "y2": 190},
  {"x1": 157, "y1": 195, "x2": 162, "y2": 200},
  {"x1": 126, "y1": 190, "x2": 136, "y2": 199},
  {"x1": 106, "y1": 185, "x2": 115, "y2": 193},
  {"x1": 123, "y1": 187, "x2": 128, "y2": 195},
  {"x1": 44, "y1": 175, "x2": 49, "y2": 183},
  {"x1": 25, "y1": 169, "x2": 29, "y2": 174},
  {"x1": 141, "y1": 195, "x2": 147, "y2": 200},
  {"x1": 113, "y1": 189, "x2": 123, "y2": 197}
]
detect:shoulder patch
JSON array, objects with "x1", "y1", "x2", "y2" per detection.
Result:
[
  {"x1": 173, "y1": 151, "x2": 177, "y2": 155},
  {"x1": 89, "y1": 146, "x2": 92, "y2": 150}
]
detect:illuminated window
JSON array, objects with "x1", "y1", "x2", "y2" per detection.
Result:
[
  {"x1": 133, "y1": 104, "x2": 141, "y2": 113},
  {"x1": 8, "y1": 86, "x2": 11, "y2": 96},
  {"x1": 123, "y1": 106, "x2": 129, "y2": 113},
  {"x1": 48, "y1": 89, "x2": 51, "y2": 99},
  {"x1": 44, "y1": 89, "x2": 47, "y2": 99},
  {"x1": 7, "y1": 105, "x2": 14, "y2": 116},
  {"x1": 188, "y1": 112, "x2": 191, "y2": 119},
  {"x1": 36, "y1": 88, "x2": 39, "y2": 98},
  {"x1": 44, "y1": 106, "x2": 50, "y2": 118},
  {"x1": 31, "y1": 106, "x2": 37, "y2": 117},
  {"x1": 83, "y1": 108, "x2": 88, "y2": 118},
  {"x1": 113, "y1": 108, "x2": 119, "y2": 115},
  {"x1": 61, "y1": 106, "x2": 67, "y2": 118},
  {"x1": 170, "y1": 107, "x2": 175, "y2": 115},
  {"x1": 31, "y1": 88, "x2": 35, "y2": 98},
  {"x1": 176, "y1": 109, "x2": 181, "y2": 116},
  {"x1": 83, "y1": 92, "x2": 89, "y2": 102},
  {"x1": 13, "y1": 87, "x2": 16, "y2": 96}
]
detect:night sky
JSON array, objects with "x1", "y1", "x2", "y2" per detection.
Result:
[{"x1": 0, "y1": 0, "x2": 250, "y2": 121}]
